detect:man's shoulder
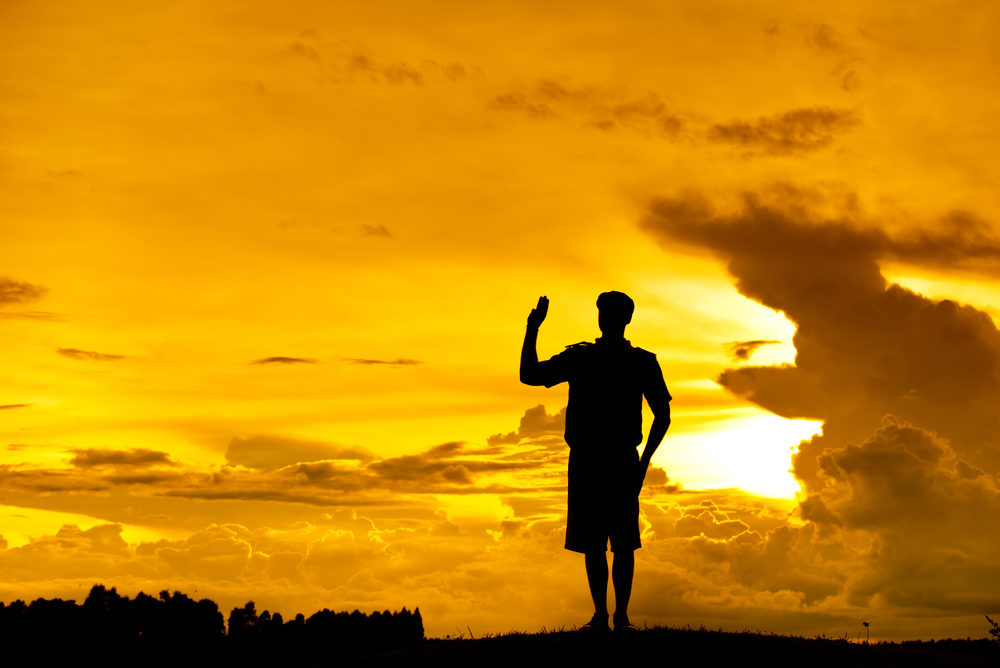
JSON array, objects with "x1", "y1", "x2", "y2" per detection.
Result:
[
  {"x1": 548, "y1": 341, "x2": 593, "y2": 362},
  {"x1": 630, "y1": 345, "x2": 658, "y2": 360}
]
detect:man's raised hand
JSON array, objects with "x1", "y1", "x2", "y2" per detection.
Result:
[{"x1": 527, "y1": 296, "x2": 549, "y2": 329}]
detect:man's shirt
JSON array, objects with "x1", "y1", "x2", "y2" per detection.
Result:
[{"x1": 535, "y1": 338, "x2": 671, "y2": 449}]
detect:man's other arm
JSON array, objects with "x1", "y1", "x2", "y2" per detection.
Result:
[
  {"x1": 639, "y1": 400, "x2": 670, "y2": 485},
  {"x1": 520, "y1": 296, "x2": 549, "y2": 386},
  {"x1": 637, "y1": 360, "x2": 672, "y2": 492}
]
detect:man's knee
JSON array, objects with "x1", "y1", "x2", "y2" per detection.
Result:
[{"x1": 612, "y1": 550, "x2": 634, "y2": 566}]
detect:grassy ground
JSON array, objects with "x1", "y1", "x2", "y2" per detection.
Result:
[{"x1": 335, "y1": 627, "x2": 1000, "y2": 668}]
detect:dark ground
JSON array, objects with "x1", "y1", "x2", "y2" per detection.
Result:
[{"x1": 334, "y1": 627, "x2": 1000, "y2": 668}]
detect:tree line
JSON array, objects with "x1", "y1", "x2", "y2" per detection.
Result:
[{"x1": 0, "y1": 584, "x2": 423, "y2": 664}]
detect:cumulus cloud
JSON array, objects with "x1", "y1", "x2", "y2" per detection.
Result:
[
  {"x1": 642, "y1": 184, "x2": 1000, "y2": 626},
  {"x1": 0, "y1": 397, "x2": 994, "y2": 639},
  {"x1": 248, "y1": 357, "x2": 318, "y2": 365},
  {"x1": 643, "y1": 185, "x2": 1000, "y2": 479},
  {"x1": 488, "y1": 404, "x2": 566, "y2": 445},
  {"x1": 57, "y1": 348, "x2": 125, "y2": 362},
  {"x1": 707, "y1": 108, "x2": 860, "y2": 154},
  {"x1": 725, "y1": 340, "x2": 780, "y2": 361},
  {"x1": 226, "y1": 434, "x2": 376, "y2": 471},
  {"x1": 0, "y1": 277, "x2": 46, "y2": 306}
]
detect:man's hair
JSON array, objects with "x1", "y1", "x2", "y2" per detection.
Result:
[{"x1": 596, "y1": 291, "x2": 635, "y2": 325}]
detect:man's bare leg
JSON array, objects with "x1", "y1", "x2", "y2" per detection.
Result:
[
  {"x1": 611, "y1": 550, "x2": 634, "y2": 617},
  {"x1": 584, "y1": 551, "x2": 609, "y2": 614}
]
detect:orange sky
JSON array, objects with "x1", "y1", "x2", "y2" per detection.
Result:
[{"x1": 3, "y1": 0, "x2": 1000, "y2": 640}]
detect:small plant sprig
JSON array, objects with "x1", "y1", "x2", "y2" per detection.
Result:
[{"x1": 986, "y1": 615, "x2": 1000, "y2": 642}]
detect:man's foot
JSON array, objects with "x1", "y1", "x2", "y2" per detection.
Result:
[
  {"x1": 579, "y1": 612, "x2": 610, "y2": 632},
  {"x1": 613, "y1": 613, "x2": 639, "y2": 632}
]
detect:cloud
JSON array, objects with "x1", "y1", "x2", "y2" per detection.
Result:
[
  {"x1": 69, "y1": 448, "x2": 176, "y2": 468},
  {"x1": 0, "y1": 399, "x2": 995, "y2": 639},
  {"x1": 643, "y1": 185, "x2": 1000, "y2": 477},
  {"x1": 725, "y1": 340, "x2": 780, "y2": 361},
  {"x1": 225, "y1": 434, "x2": 376, "y2": 471},
  {"x1": 0, "y1": 311, "x2": 64, "y2": 321},
  {"x1": 248, "y1": 357, "x2": 318, "y2": 365},
  {"x1": 707, "y1": 108, "x2": 860, "y2": 154},
  {"x1": 802, "y1": 23, "x2": 863, "y2": 92},
  {"x1": 57, "y1": 348, "x2": 125, "y2": 362},
  {"x1": 344, "y1": 358, "x2": 421, "y2": 366},
  {"x1": 0, "y1": 404, "x2": 30, "y2": 410},
  {"x1": 642, "y1": 184, "x2": 1000, "y2": 625},
  {"x1": 0, "y1": 418, "x2": 565, "y2": 511},
  {"x1": 488, "y1": 404, "x2": 566, "y2": 445},
  {"x1": 367, "y1": 441, "x2": 536, "y2": 488},
  {"x1": 491, "y1": 78, "x2": 863, "y2": 155},
  {"x1": 491, "y1": 80, "x2": 684, "y2": 137},
  {"x1": 359, "y1": 224, "x2": 392, "y2": 237},
  {"x1": 0, "y1": 277, "x2": 46, "y2": 306},
  {"x1": 802, "y1": 416, "x2": 1000, "y2": 534},
  {"x1": 282, "y1": 32, "x2": 470, "y2": 86}
]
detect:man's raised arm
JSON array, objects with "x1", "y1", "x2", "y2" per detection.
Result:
[{"x1": 520, "y1": 296, "x2": 549, "y2": 386}]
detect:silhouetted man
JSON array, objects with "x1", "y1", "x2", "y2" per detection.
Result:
[{"x1": 520, "y1": 292, "x2": 671, "y2": 632}]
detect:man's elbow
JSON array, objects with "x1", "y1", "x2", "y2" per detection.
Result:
[
  {"x1": 652, "y1": 403, "x2": 671, "y2": 423},
  {"x1": 520, "y1": 372, "x2": 544, "y2": 386}
]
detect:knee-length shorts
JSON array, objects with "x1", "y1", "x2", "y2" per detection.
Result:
[{"x1": 564, "y1": 446, "x2": 641, "y2": 553}]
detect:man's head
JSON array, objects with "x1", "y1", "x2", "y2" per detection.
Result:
[{"x1": 597, "y1": 291, "x2": 634, "y2": 337}]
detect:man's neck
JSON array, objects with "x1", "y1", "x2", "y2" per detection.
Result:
[{"x1": 596, "y1": 335, "x2": 629, "y2": 348}]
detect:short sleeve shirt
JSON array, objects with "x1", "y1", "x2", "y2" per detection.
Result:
[{"x1": 535, "y1": 340, "x2": 671, "y2": 449}]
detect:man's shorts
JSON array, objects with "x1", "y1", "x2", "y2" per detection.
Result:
[{"x1": 564, "y1": 445, "x2": 641, "y2": 554}]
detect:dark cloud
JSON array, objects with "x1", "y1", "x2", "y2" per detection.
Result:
[
  {"x1": 344, "y1": 358, "x2": 421, "y2": 366},
  {"x1": 359, "y1": 224, "x2": 392, "y2": 237},
  {"x1": 0, "y1": 311, "x2": 64, "y2": 321},
  {"x1": 802, "y1": 416, "x2": 999, "y2": 533},
  {"x1": 283, "y1": 32, "x2": 469, "y2": 86},
  {"x1": 0, "y1": 277, "x2": 46, "y2": 305},
  {"x1": 225, "y1": 434, "x2": 376, "y2": 471},
  {"x1": 491, "y1": 80, "x2": 684, "y2": 137},
  {"x1": 725, "y1": 340, "x2": 780, "y2": 361},
  {"x1": 493, "y1": 77, "x2": 864, "y2": 153},
  {"x1": 248, "y1": 356, "x2": 318, "y2": 365},
  {"x1": 643, "y1": 186, "x2": 1000, "y2": 477},
  {"x1": 347, "y1": 54, "x2": 423, "y2": 85},
  {"x1": 488, "y1": 404, "x2": 566, "y2": 445},
  {"x1": 707, "y1": 107, "x2": 860, "y2": 154},
  {"x1": 0, "y1": 404, "x2": 30, "y2": 410},
  {"x1": 491, "y1": 93, "x2": 555, "y2": 119},
  {"x1": 643, "y1": 184, "x2": 1000, "y2": 619},
  {"x1": 70, "y1": 448, "x2": 176, "y2": 468},
  {"x1": 802, "y1": 23, "x2": 863, "y2": 92},
  {"x1": 0, "y1": 427, "x2": 558, "y2": 504},
  {"x1": 57, "y1": 348, "x2": 125, "y2": 362},
  {"x1": 804, "y1": 23, "x2": 847, "y2": 54},
  {"x1": 368, "y1": 441, "x2": 534, "y2": 487}
]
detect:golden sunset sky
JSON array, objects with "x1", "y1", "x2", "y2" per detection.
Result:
[{"x1": 3, "y1": 0, "x2": 1000, "y2": 640}]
